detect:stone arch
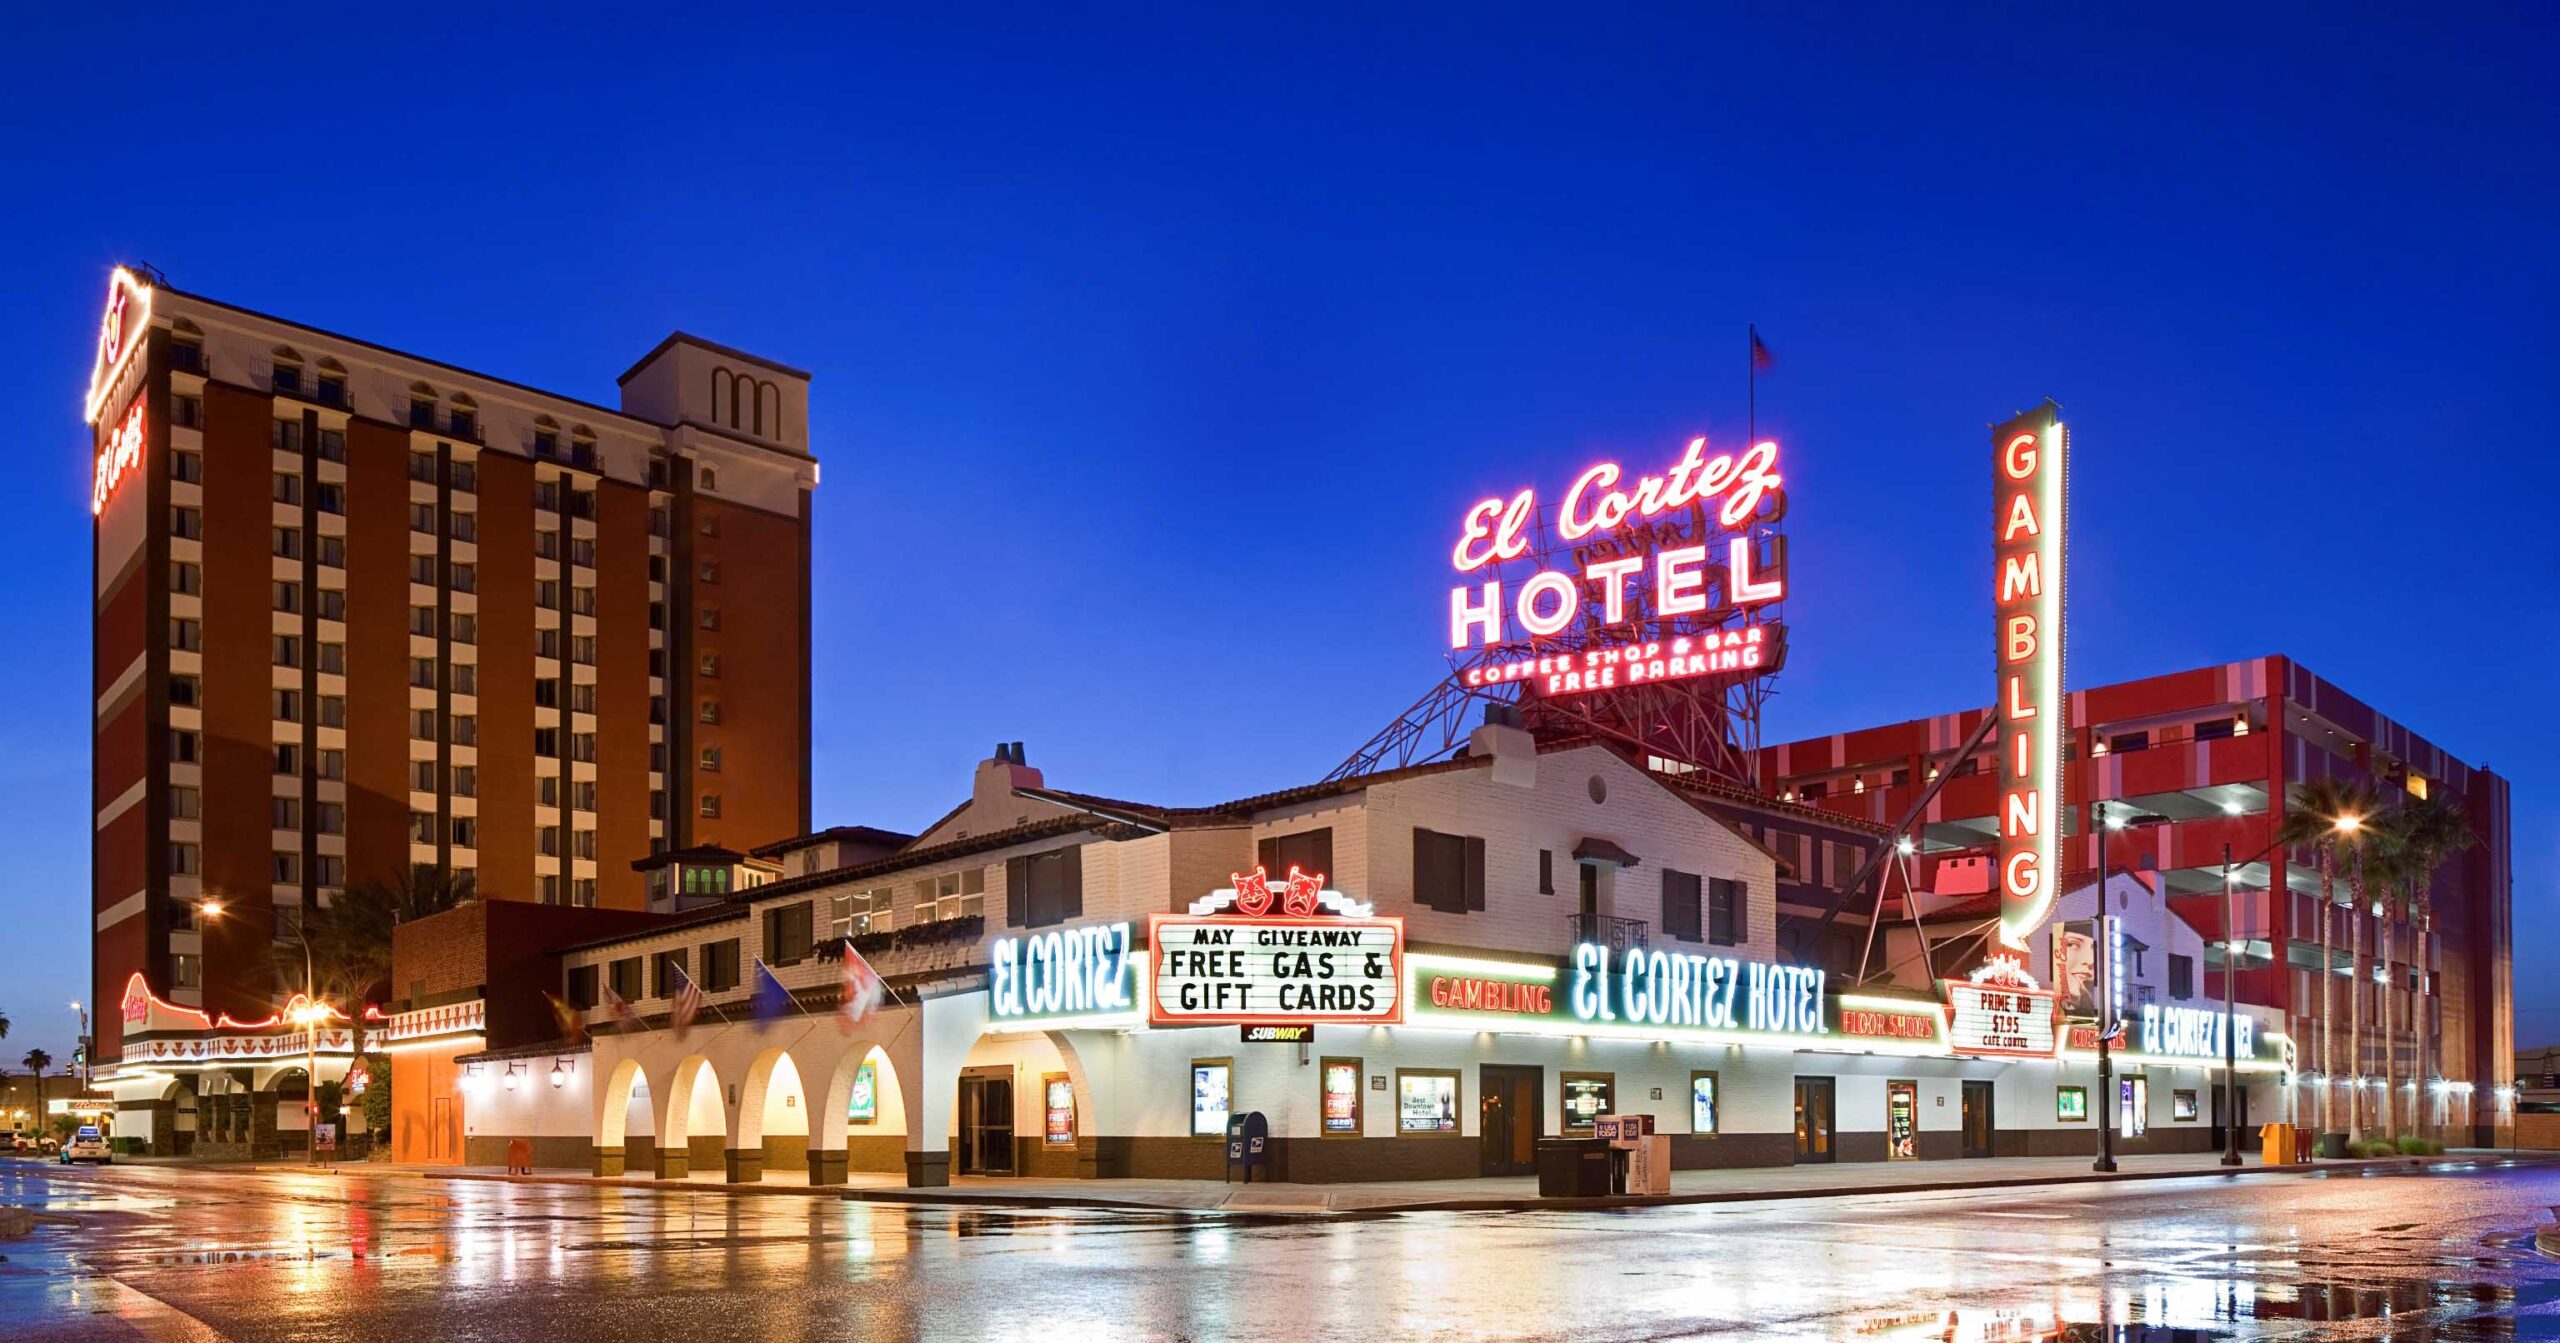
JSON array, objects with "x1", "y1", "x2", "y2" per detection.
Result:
[
  {"x1": 814, "y1": 1042, "x2": 913, "y2": 1183},
  {"x1": 731, "y1": 1046, "x2": 814, "y2": 1182},
  {"x1": 594, "y1": 1056, "x2": 656, "y2": 1175},
  {"x1": 654, "y1": 1055, "x2": 727, "y2": 1180}
]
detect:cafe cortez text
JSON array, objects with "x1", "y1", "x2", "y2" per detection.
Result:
[{"x1": 1447, "y1": 435, "x2": 1788, "y2": 697}]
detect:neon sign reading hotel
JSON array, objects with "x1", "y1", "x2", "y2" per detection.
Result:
[
  {"x1": 1446, "y1": 435, "x2": 1787, "y2": 698},
  {"x1": 1991, "y1": 403, "x2": 2067, "y2": 949}
]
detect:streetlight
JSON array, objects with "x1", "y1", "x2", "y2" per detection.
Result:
[
  {"x1": 199, "y1": 898, "x2": 328, "y2": 1165},
  {"x1": 69, "y1": 1001, "x2": 88, "y2": 1094}
]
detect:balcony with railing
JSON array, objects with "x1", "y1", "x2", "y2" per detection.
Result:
[{"x1": 1568, "y1": 913, "x2": 1647, "y2": 955}]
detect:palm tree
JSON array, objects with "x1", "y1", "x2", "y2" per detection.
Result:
[
  {"x1": 22, "y1": 1049, "x2": 52, "y2": 1132},
  {"x1": 2278, "y1": 778, "x2": 2379, "y2": 1139},
  {"x1": 2392, "y1": 795, "x2": 2477, "y2": 1141},
  {"x1": 0, "y1": 1008, "x2": 11, "y2": 1040},
  {"x1": 305, "y1": 866, "x2": 478, "y2": 1062},
  {"x1": 2330, "y1": 786, "x2": 2392, "y2": 1140},
  {"x1": 2360, "y1": 826, "x2": 2419, "y2": 1137}
]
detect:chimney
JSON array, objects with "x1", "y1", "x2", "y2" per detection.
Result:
[
  {"x1": 973, "y1": 740, "x2": 1045, "y2": 814},
  {"x1": 1466, "y1": 704, "x2": 1537, "y2": 788}
]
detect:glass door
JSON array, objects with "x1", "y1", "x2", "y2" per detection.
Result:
[
  {"x1": 1961, "y1": 1080, "x2": 1995, "y2": 1157},
  {"x1": 1479, "y1": 1065, "x2": 1541, "y2": 1176},
  {"x1": 959, "y1": 1073, "x2": 1016, "y2": 1175},
  {"x1": 1793, "y1": 1077, "x2": 1835, "y2": 1163},
  {"x1": 1886, "y1": 1081, "x2": 1919, "y2": 1160}
]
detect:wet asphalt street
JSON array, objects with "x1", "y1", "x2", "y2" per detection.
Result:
[{"x1": 6, "y1": 1157, "x2": 2560, "y2": 1341}]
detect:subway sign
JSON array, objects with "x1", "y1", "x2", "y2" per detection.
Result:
[
  {"x1": 1408, "y1": 946, "x2": 1829, "y2": 1042},
  {"x1": 989, "y1": 921, "x2": 1140, "y2": 1025}
]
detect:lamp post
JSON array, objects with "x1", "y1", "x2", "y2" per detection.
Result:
[
  {"x1": 199, "y1": 898, "x2": 327, "y2": 1165},
  {"x1": 69, "y1": 1001, "x2": 89, "y2": 1093},
  {"x1": 2221, "y1": 841, "x2": 2243, "y2": 1167}
]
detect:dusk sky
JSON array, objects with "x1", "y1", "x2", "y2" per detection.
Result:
[{"x1": 3, "y1": 8, "x2": 2552, "y2": 1066}]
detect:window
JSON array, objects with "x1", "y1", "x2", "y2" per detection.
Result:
[
  {"x1": 453, "y1": 615, "x2": 476, "y2": 645},
  {"x1": 535, "y1": 727, "x2": 560, "y2": 755},
  {"x1": 455, "y1": 664, "x2": 476, "y2": 694},
  {"x1": 569, "y1": 634, "x2": 593, "y2": 664},
  {"x1": 412, "y1": 709, "x2": 437, "y2": 741},
  {"x1": 702, "y1": 939, "x2": 741, "y2": 992},
  {"x1": 1256, "y1": 827, "x2": 1334, "y2": 882},
  {"x1": 449, "y1": 511, "x2": 476, "y2": 543},
  {"x1": 315, "y1": 855, "x2": 343, "y2": 888},
  {"x1": 168, "y1": 842, "x2": 200, "y2": 875},
  {"x1": 452, "y1": 715, "x2": 477, "y2": 746},
  {"x1": 570, "y1": 537, "x2": 595, "y2": 568},
  {"x1": 273, "y1": 743, "x2": 301, "y2": 774},
  {"x1": 1661, "y1": 869, "x2": 1702, "y2": 942},
  {"x1": 699, "y1": 466, "x2": 718, "y2": 492},
  {"x1": 540, "y1": 874, "x2": 562, "y2": 905},
  {"x1": 170, "y1": 729, "x2": 200, "y2": 763},
  {"x1": 273, "y1": 581, "x2": 301, "y2": 614},
  {"x1": 449, "y1": 407, "x2": 477, "y2": 440},
  {"x1": 410, "y1": 502, "x2": 437, "y2": 533},
  {"x1": 700, "y1": 699, "x2": 721, "y2": 724},
  {"x1": 313, "y1": 482, "x2": 344, "y2": 515},
  {"x1": 566, "y1": 964, "x2": 600, "y2": 1010},
  {"x1": 172, "y1": 447, "x2": 202, "y2": 481},
  {"x1": 173, "y1": 396, "x2": 203, "y2": 431},
  {"x1": 830, "y1": 888, "x2": 896, "y2": 939},
  {"x1": 1320, "y1": 1058, "x2": 1363, "y2": 1136},
  {"x1": 170, "y1": 338, "x2": 204, "y2": 373},
  {"x1": 412, "y1": 761, "x2": 440, "y2": 792},
  {"x1": 2108, "y1": 730, "x2": 2150, "y2": 755},
  {"x1": 698, "y1": 793, "x2": 721, "y2": 819},
  {"x1": 574, "y1": 828, "x2": 596, "y2": 860},
  {"x1": 271, "y1": 851, "x2": 301, "y2": 884},
  {"x1": 764, "y1": 902, "x2": 815, "y2": 966},
  {"x1": 700, "y1": 606, "x2": 720, "y2": 631},
  {"x1": 169, "y1": 786, "x2": 200, "y2": 820},
  {"x1": 169, "y1": 674, "x2": 199, "y2": 707},
  {"x1": 318, "y1": 536, "x2": 344, "y2": 568},
  {"x1": 451, "y1": 818, "x2": 477, "y2": 849},
  {"x1": 273, "y1": 472, "x2": 303, "y2": 506},
  {"x1": 1691, "y1": 1071, "x2": 1720, "y2": 1135},
  {"x1": 273, "y1": 635, "x2": 303, "y2": 668},
  {"x1": 409, "y1": 812, "x2": 435, "y2": 844},
  {"x1": 271, "y1": 689, "x2": 301, "y2": 722},
  {"x1": 651, "y1": 948, "x2": 689, "y2": 998},
  {"x1": 450, "y1": 462, "x2": 476, "y2": 494},
  {"x1": 315, "y1": 802, "x2": 343, "y2": 835},
  {"x1": 318, "y1": 748, "x2": 343, "y2": 780},
  {"x1": 454, "y1": 766, "x2": 476, "y2": 797},
  {"x1": 170, "y1": 561, "x2": 201, "y2": 595},
  {"x1": 572, "y1": 586, "x2": 596, "y2": 616},
  {"x1": 172, "y1": 953, "x2": 202, "y2": 990},
  {"x1": 272, "y1": 527, "x2": 302, "y2": 559},
  {"x1": 449, "y1": 563, "x2": 475, "y2": 594},
  {"x1": 172, "y1": 506, "x2": 202, "y2": 539},
  {"x1": 537, "y1": 630, "x2": 563, "y2": 662},
  {"x1": 1003, "y1": 850, "x2": 1071, "y2": 927},
  {"x1": 607, "y1": 957, "x2": 642, "y2": 1002},
  {"x1": 700, "y1": 513, "x2": 719, "y2": 537},
  {"x1": 570, "y1": 683, "x2": 595, "y2": 713},
  {"x1": 699, "y1": 560, "x2": 719, "y2": 583},
  {"x1": 1192, "y1": 1059, "x2": 1233, "y2": 1137},
  {"x1": 2169, "y1": 954, "x2": 2195, "y2": 1001},
  {"x1": 1412, "y1": 828, "x2": 1484, "y2": 914},
  {"x1": 1539, "y1": 849, "x2": 1554, "y2": 895},
  {"x1": 1396, "y1": 1069, "x2": 1459, "y2": 1134},
  {"x1": 534, "y1": 428, "x2": 559, "y2": 458},
  {"x1": 272, "y1": 363, "x2": 302, "y2": 397},
  {"x1": 317, "y1": 588, "x2": 345, "y2": 621},
  {"x1": 572, "y1": 878, "x2": 596, "y2": 907},
  {"x1": 699, "y1": 652, "x2": 720, "y2": 678},
  {"x1": 410, "y1": 606, "x2": 437, "y2": 638},
  {"x1": 1708, "y1": 878, "x2": 1743, "y2": 946},
  {"x1": 170, "y1": 618, "x2": 201, "y2": 651},
  {"x1": 539, "y1": 826, "x2": 562, "y2": 858},
  {"x1": 1561, "y1": 1072, "x2": 1616, "y2": 1133},
  {"x1": 572, "y1": 780, "x2": 595, "y2": 811},
  {"x1": 319, "y1": 695, "x2": 344, "y2": 727}
]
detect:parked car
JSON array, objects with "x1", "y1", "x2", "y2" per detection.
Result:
[{"x1": 61, "y1": 1127, "x2": 111, "y2": 1164}]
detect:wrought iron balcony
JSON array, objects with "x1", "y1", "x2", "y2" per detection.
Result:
[{"x1": 1568, "y1": 913, "x2": 1648, "y2": 954}]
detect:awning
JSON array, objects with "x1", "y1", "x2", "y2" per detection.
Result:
[{"x1": 1572, "y1": 837, "x2": 1640, "y2": 868}]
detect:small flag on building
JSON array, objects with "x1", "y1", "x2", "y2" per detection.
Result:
[
  {"x1": 750, "y1": 958, "x2": 794, "y2": 1024},
  {"x1": 838, "y1": 945, "x2": 886, "y2": 1034},
  {"x1": 544, "y1": 991, "x2": 589, "y2": 1046},
  {"x1": 602, "y1": 985, "x2": 641, "y2": 1034},
  {"x1": 1749, "y1": 325, "x2": 1775, "y2": 370},
  {"x1": 669, "y1": 962, "x2": 706, "y2": 1042}
]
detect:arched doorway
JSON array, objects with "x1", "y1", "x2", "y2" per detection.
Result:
[
  {"x1": 657, "y1": 1056, "x2": 727, "y2": 1180},
  {"x1": 594, "y1": 1058, "x2": 656, "y2": 1177},
  {"x1": 816, "y1": 1044, "x2": 911, "y2": 1184},
  {"x1": 733, "y1": 1047, "x2": 812, "y2": 1182}
]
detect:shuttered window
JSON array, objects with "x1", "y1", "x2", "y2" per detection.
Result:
[
  {"x1": 1006, "y1": 847, "x2": 1084, "y2": 929},
  {"x1": 1661, "y1": 869, "x2": 1703, "y2": 942},
  {"x1": 1708, "y1": 878, "x2": 1743, "y2": 946},
  {"x1": 1257, "y1": 827, "x2": 1335, "y2": 882},
  {"x1": 1413, "y1": 828, "x2": 1485, "y2": 914}
]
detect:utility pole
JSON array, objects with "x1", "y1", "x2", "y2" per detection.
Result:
[
  {"x1": 2222, "y1": 841, "x2": 2244, "y2": 1167},
  {"x1": 2094, "y1": 912, "x2": 2117, "y2": 1173}
]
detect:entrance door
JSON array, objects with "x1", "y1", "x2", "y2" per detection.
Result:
[
  {"x1": 958, "y1": 1072, "x2": 1015, "y2": 1175},
  {"x1": 1961, "y1": 1080, "x2": 1995, "y2": 1158},
  {"x1": 1479, "y1": 1065, "x2": 1543, "y2": 1177},
  {"x1": 1886, "y1": 1081, "x2": 1919, "y2": 1160},
  {"x1": 2211, "y1": 1081, "x2": 2253, "y2": 1150},
  {"x1": 1793, "y1": 1077, "x2": 1835, "y2": 1163}
]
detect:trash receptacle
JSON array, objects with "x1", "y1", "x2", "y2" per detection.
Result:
[
  {"x1": 2294, "y1": 1126, "x2": 2313, "y2": 1164},
  {"x1": 2318, "y1": 1131, "x2": 2347, "y2": 1160},
  {"x1": 2258, "y1": 1122, "x2": 2290, "y2": 1165},
  {"x1": 1536, "y1": 1138, "x2": 1613, "y2": 1197}
]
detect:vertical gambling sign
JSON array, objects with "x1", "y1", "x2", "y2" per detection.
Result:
[{"x1": 1992, "y1": 401, "x2": 2068, "y2": 950}]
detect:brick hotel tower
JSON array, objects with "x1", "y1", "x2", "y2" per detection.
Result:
[{"x1": 86, "y1": 268, "x2": 815, "y2": 1057}]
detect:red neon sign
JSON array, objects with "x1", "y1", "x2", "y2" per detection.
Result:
[
  {"x1": 85, "y1": 268, "x2": 154, "y2": 426},
  {"x1": 1991, "y1": 402, "x2": 2067, "y2": 950},
  {"x1": 93, "y1": 400, "x2": 145, "y2": 517},
  {"x1": 1447, "y1": 436, "x2": 1787, "y2": 651}
]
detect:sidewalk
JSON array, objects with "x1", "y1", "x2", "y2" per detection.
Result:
[{"x1": 235, "y1": 1148, "x2": 2547, "y2": 1216}]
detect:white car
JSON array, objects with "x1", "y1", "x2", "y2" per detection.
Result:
[{"x1": 61, "y1": 1126, "x2": 111, "y2": 1164}]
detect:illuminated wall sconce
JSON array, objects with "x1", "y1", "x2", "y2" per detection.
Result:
[
  {"x1": 503, "y1": 1063, "x2": 522, "y2": 1093},
  {"x1": 551, "y1": 1059, "x2": 574, "y2": 1089}
]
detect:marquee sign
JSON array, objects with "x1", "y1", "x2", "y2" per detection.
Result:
[
  {"x1": 1407, "y1": 946, "x2": 1831, "y2": 1043},
  {"x1": 2136, "y1": 1003, "x2": 2256, "y2": 1062},
  {"x1": 1942, "y1": 954, "x2": 2059, "y2": 1058},
  {"x1": 1446, "y1": 435, "x2": 1788, "y2": 698},
  {"x1": 86, "y1": 267, "x2": 154, "y2": 426},
  {"x1": 1992, "y1": 401, "x2": 2068, "y2": 949},
  {"x1": 1148, "y1": 869, "x2": 1404, "y2": 1026},
  {"x1": 990, "y1": 921, "x2": 1140, "y2": 1025}
]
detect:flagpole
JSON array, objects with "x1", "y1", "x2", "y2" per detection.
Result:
[{"x1": 1748, "y1": 322, "x2": 1757, "y2": 445}]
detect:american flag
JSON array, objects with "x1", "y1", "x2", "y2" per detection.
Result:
[
  {"x1": 838, "y1": 944, "x2": 886, "y2": 1034},
  {"x1": 669, "y1": 962, "x2": 705, "y2": 1042}
]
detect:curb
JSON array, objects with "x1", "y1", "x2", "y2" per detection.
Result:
[{"x1": 381, "y1": 1152, "x2": 2534, "y2": 1217}]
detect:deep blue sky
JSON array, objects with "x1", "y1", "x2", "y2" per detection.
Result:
[{"x1": 3, "y1": 8, "x2": 2553, "y2": 1067}]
